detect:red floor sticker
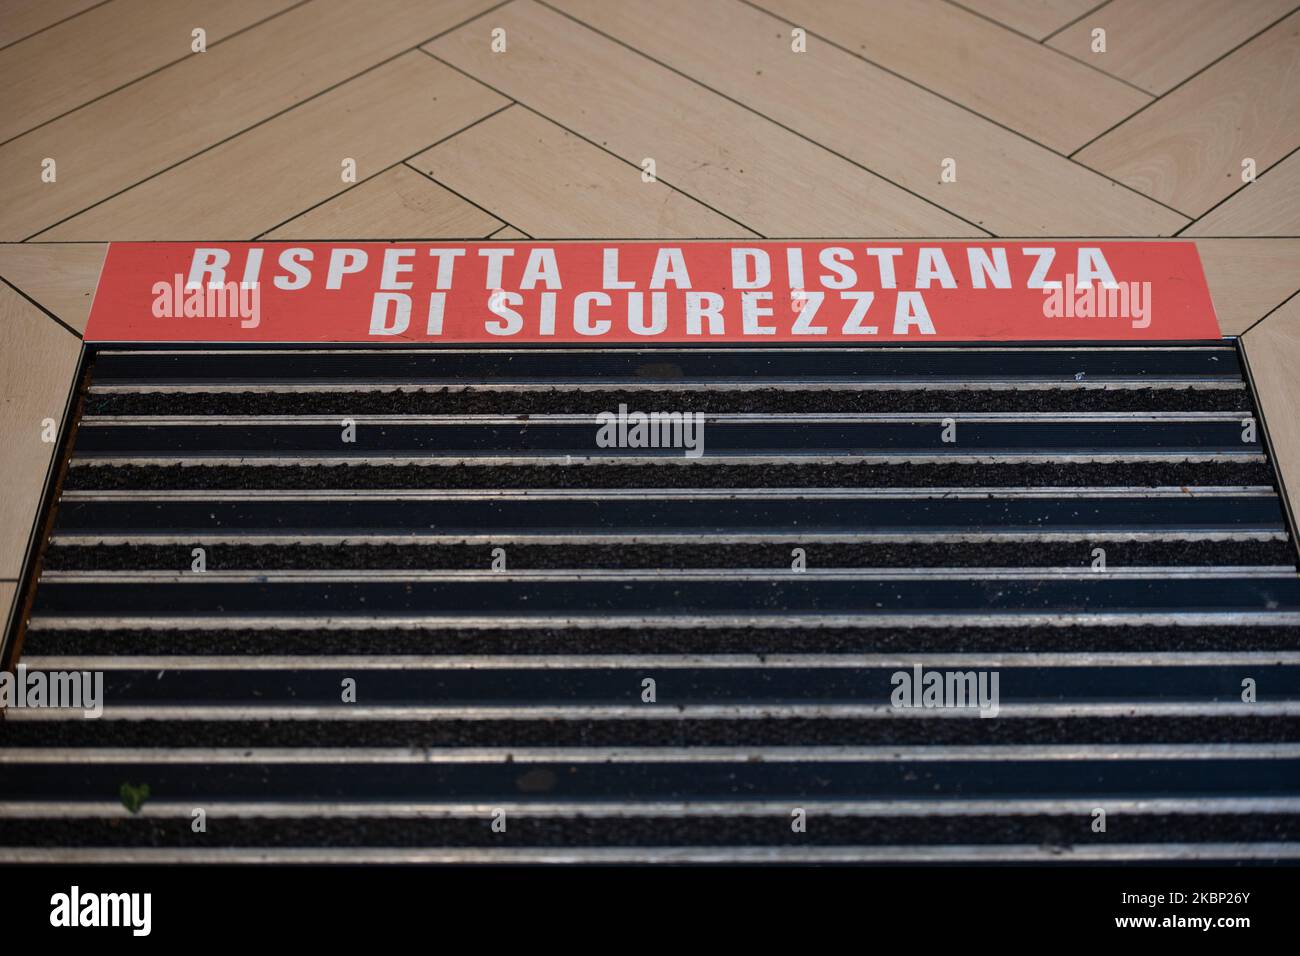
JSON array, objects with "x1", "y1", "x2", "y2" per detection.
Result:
[{"x1": 85, "y1": 241, "x2": 1221, "y2": 343}]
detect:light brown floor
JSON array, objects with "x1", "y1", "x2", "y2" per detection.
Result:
[{"x1": 3, "y1": 0, "x2": 1300, "y2": 626}]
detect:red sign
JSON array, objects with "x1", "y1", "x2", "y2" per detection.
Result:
[{"x1": 84, "y1": 241, "x2": 1221, "y2": 343}]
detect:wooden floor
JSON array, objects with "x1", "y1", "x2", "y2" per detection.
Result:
[{"x1": 3, "y1": 0, "x2": 1300, "y2": 622}]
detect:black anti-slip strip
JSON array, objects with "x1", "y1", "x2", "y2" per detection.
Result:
[
  {"x1": 4, "y1": 815, "x2": 1296, "y2": 848},
  {"x1": 42, "y1": 539, "x2": 1298, "y2": 571},
  {"x1": 89, "y1": 346, "x2": 1244, "y2": 384},
  {"x1": 70, "y1": 419, "x2": 1260, "y2": 456},
  {"x1": 25, "y1": 624, "x2": 1298, "y2": 656},
  {"x1": 29, "y1": 576, "x2": 1300, "y2": 617},
  {"x1": 3, "y1": 759, "x2": 1296, "y2": 801},
  {"x1": 55, "y1": 664, "x2": 1300, "y2": 703},
  {"x1": 82, "y1": 386, "x2": 1252, "y2": 416},
  {"x1": 5, "y1": 715, "x2": 1296, "y2": 749},
  {"x1": 51, "y1": 495, "x2": 1288, "y2": 535},
  {"x1": 60, "y1": 459, "x2": 1280, "y2": 491}
]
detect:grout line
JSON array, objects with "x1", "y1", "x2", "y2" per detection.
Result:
[
  {"x1": 485, "y1": 222, "x2": 532, "y2": 239},
  {"x1": 81, "y1": 238, "x2": 110, "y2": 334},
  {"x1": 19, "y1": 0, "x2": 516, "y2": 243},
  {"x1": 1236, "y1": 338, "x2": 1300, "y2": 566},
  {"x1": 745, "y1": 0, "x2": 1139, "y2": 160},
  {"x1": 0, "y1": 0, "x2": 316, "y2": 149},
  {"x1": 1068, "y1": 4, "x2": 1300, "y2": 161},
  {"x1": 1173, "y1": 143, "x2": 1300, "y2": 237},
  {"x1": 732, "y1": 0, "x2": 1184, "y2": 224},
  {"x1": 1035, "y1": 46, "x2": 1157, "y2": 100},
  {"x1": 0, "y1": 274, "x2": 83, "y2": 339},
  {"x1": 250, "y1": 101, "x2": 516, "y2": 240},
  {"x1": 1040, "y1": 0, "x2": 1114, "y2": 44},
  {"x1": 418, "y1": 49, "x2": 768, "y2": 239},
  {"x1": 0, "y1": 0, "x2": 115, "y2": 54},
  {"x1": 943, "y1": 0, "x2": 1041, "y2": 42},
  {"x1": 1, "y1": 342, "x2": 88, "y2": 668},
  {"x1": 402, "y1": 161, "x2": 529, "y2": 239},
  {"x1": 939, "y1": 0, "x2": 1152, "y2": 98},
  {"x1": 529, "y1": 2, "x2": 990, "y2": 237},
  {"x1": 1240, "y1": 286, "x2": 1300, "y2": 339},
  {"x1": 500, "y1": 103, "x2": 763, "y2": 238},
  {"x1": 1046, "y1": 48, "x2": 1153, "y2": 98}
]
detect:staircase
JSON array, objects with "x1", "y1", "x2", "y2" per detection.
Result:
[{"x1": 2, "y1": 342, "x2": 1299, "y2": 863}]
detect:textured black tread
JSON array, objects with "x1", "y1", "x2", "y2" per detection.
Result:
[
  {"x1": 22, "y1": 624, "x2": 1300, "y2": 656},
  {"x1": 83, "y1": 385, "x2": 1252, "y2": 417},
  {"x1": 42, "y1": 539, "x2": 1296, "y2": 571},
  {"x1": 62, "y1": 459, "x2": 1280, "y2": 491}
]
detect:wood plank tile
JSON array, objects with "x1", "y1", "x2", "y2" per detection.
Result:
[
  {"x1": 0, "y1": 0, "x2": 100, "y2": 49},
  {"x1": 428, "y1": 2, "x2": 980, "y2": 238},
  {"x1": 1185, "y1": 150, "x2": 1300, "y2": 237},
  {"x1": 265, "y1": 164, "x2": 504, "y2": 240},
  {"x1": 1243, "y1": 294, "x2": 1300, "y2": 530},
  {"x1": 0, "y1": 283, "x2": 79, "y2": 578},
  {"x1": 743, "y1": 0, "x2": 1149, "y2": 154},
  {"x1": 0, "y1": 0, "x2": 499, "y2": 241},
  {"x1": 954, "y1": 0, "x2": 1098, "y2": 40},
  {"x1": 489, "y1": 226, "x2": 532, "y2": 239},
  {"x1": 411, "y1": 106, "x2": 757, "y2": 238},
  {"x1": 39, "y1": 54, "x2": 507, "y2": 240},
  {"x1": 0, "y1": 0, "x2": 298, "y2": 144},
  {"x1": 0, "y1": 242, "x2": 106, "y2": 333},
  {"x1": 1194, "y1": 238, "x2": 1300, "y2": 333},
  {"x1": 1048, "y1": 0, "x2": 1295, "y2": 95},
  {"x1": 522, "y1": 0, "x2": 1183, "y2": 235},
  {"x1": 1075, "y1": 10, "x2": 1300, "y2": 218}
]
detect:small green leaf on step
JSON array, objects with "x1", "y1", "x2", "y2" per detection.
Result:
[{"x1": 119, "y1": 783, "x2": 151, "y2": 815}]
